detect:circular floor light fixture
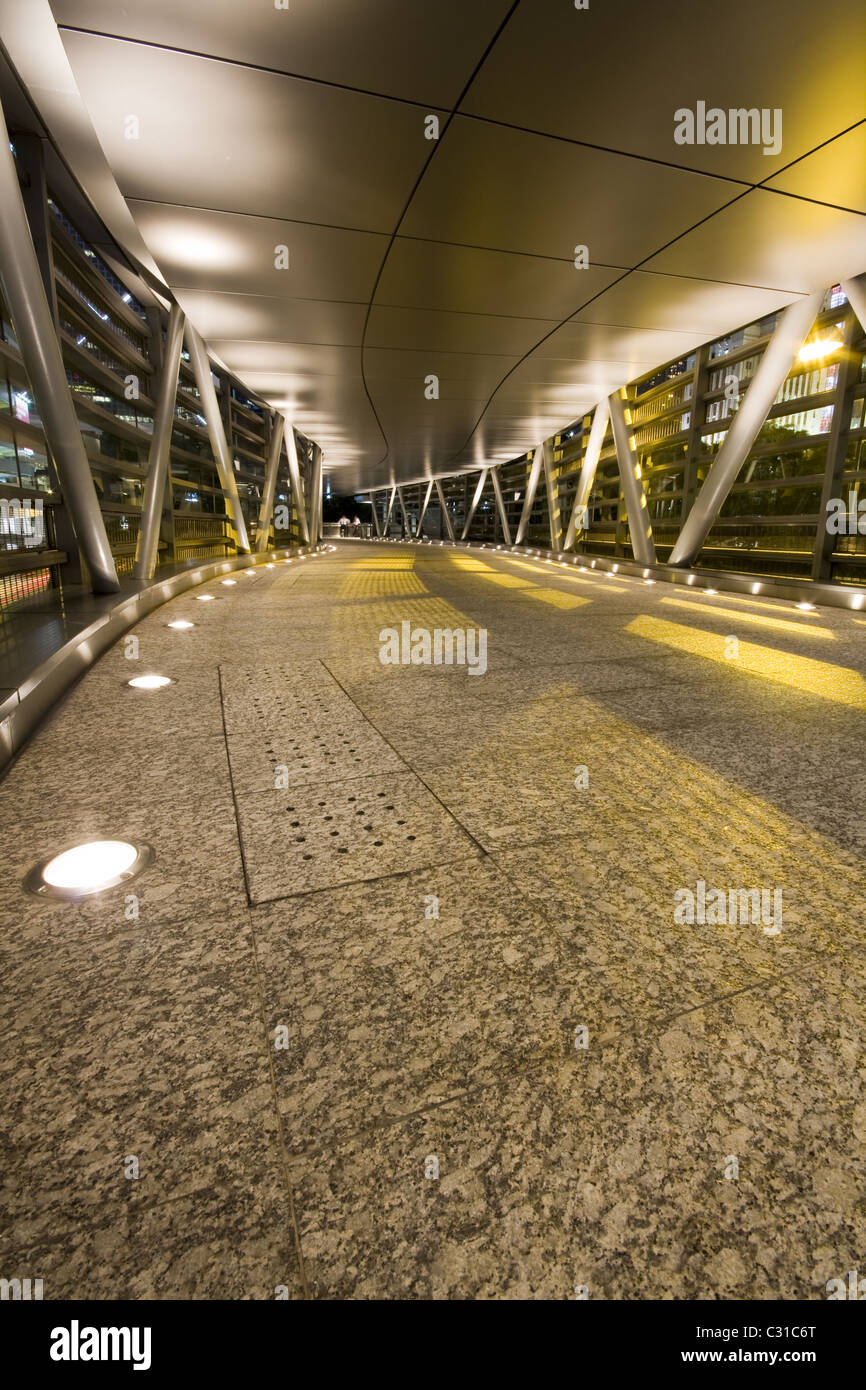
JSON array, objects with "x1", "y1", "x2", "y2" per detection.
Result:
[
  {"x1": 221, "y1": 578, "x2": 237, "y2": 587},
  {"x1": 25, "y1": 839, "x2": 154, "y2": 901},
  {"x1": 167, "y1": 619, "x2": 195, "y2": 630},
  {"x1": 195, "y1": 594, "x2": 215, "y2": 602},
  {"x1": 127, "y1": 674, "x2": 173, "y2": 690}
]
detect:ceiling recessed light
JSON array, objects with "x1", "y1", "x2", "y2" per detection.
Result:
[
  {"x1": 167, "y1": 619, "x2": 194, "y2": 630},
  {"x1": 25, "y1": 839, "x2": 154, "y2": 901},
  {"x1": 127, "y1": 674, "x2": 172, "y2": 690}
]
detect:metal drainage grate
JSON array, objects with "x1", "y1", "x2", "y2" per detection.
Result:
[{"x1": 236, "y1": 773, "x2": 476, "y2": 900}]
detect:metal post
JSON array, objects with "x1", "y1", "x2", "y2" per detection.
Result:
[
  {"x1": 515, "y1": 446, "x2": 544, "y2": 544},
  {"x1": 680, "y1": 343, "x2": 710, "y2": 531},
  {"x1": 383, "y1": 485, "x2": 397, "y2": 536},
  {"x1": 417, "y1": 480, "x2": 433, "y2": 537},
  {"x1": 608, "y1": 390, "x2": 656, "y2": 566},
  {"x1": 841, "y1": 274, "x2": 866, "y2": 338},
  {"x1": 0, "y1": 102, "x2": 119, "y2": 592},
  {"x1": 370, "y1": 490, "x2": 382, "y2": 537},
  {"x1": 255, "y1": 412, "x2": 285, "y2": 552},
  {"x1": 812, "y1": 307, "x2": 862, "y2": 581},
  {"x1": 434, "y1": 479, "x2": 455, "y2": 541},
  {"x1": 397, "y1": 485, "x2": 411, "y2": 537},
  {"x1": 461, "y1": 468, "x2": 488, "y2": 540},
  {"x1": 283, "y1": 419, "x2": 310, "y2": 545},
  {"x1": 541, "y1": 441, "x2": 562, "y2": 550},
  {"x1": 308, "y1": 444, "x2": 322, "y2": 543},
  {"x1": 185, "y1": 322, "x2": 251, "y2": 553},
  {"x1": 565, "y1": 401, "x2": 608, "y2": 550},
  {"x1": 669, "y1": 291, "x2": 822, "y2": 567},
  {"x1": 134, "y1": 303, "x2": 185, "y2": 579},
  {"x1": 490, "y1": 465, "x2": 512, "y2": 545},
  {"x1": 15, "y1": 129, "x2": 88, "y2": 585}
]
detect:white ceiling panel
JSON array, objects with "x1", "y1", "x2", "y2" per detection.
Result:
[
  {"x1": 51, "y1": 0, "x2": 514, "y2": 107},
  {"x1": 6, "y1": 0, "x2": 854, "y2": 492},
  {"x1": 399, "y1": 117, "x2": 740, "y2": 265},
  {"x1": 643, "y1": 189, "x2": 866, "y2": 291},
  {"x1": 61, "y1": 30, "x2": 442, "y2": 231},
  {"x1": 463, "y1": 0, "x2": 866, "y2": 184}
]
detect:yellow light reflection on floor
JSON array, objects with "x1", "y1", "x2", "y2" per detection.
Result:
[
  {"x1": 520, "y1": 588, "x2": 590, "y2": 609},
  {"x1": 681, "y1": 590, "x2": 821, "y2": 618},
  {"x1": 480, "y1": 573, "x2": 535, "y2": 588},
  {"x1": 503, "y1": 558, "x2": 615, "y2": 590},
  {"x1": 349, "y1": 557, "x2": 416, "y2": 570},
  {"x1": 450, "y1": 556, "x2": 492, "y2": 570},
  {"x1": 329, "y1": 596, "x2": 478, "y2": 635},
  {"x1": 660, "y1": 597, "x2": 834, "y2": 640},
  {"x1": 626, "y1": 616, "x2": 866, "y2": 708},
  {"x1": 338, "y1": 572, "x2": 428, "y2": 598}
]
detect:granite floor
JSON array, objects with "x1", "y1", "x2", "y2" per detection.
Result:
[{"x1": 1, "y1": 540, "x2": 865, "y2": 1299}]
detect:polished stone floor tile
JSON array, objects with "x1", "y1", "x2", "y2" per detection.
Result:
[
  {"x1": 3, "y1": 1179, "x2": 304, "y2": 1299},
  {"x1": 286, "y1": 961, "x2": 866, "y2": 1299},
  {"x1": 236, "y1": 768, "x2": 481, "y2": 901},
  {"x1": 0, "y1": 913, "x2": 281, "y2": 1248},
  {"x1": 3, "y1": 540, "x2": 865, "y2": 1301},
  {"x1": 250, "y1": 857, "x2": 756, "y2": 1156}
]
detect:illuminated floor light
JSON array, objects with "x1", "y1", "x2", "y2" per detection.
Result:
[
  {"x1": 796, "y1": 602, "x2": 817, "y2": 612},
  {"x1": 704, "y1": 589, "x2": 718, "y2": 596},
  {"x1": 26, "y1": 839, "x2": 154, "y2": 901},
  {"x1": 221, "y1": 579, "x2": 237, "y2": 587},
  {"x1": 644, "y1": 579, "x2": 656, "y2": 586},
  {"x1": 128, "y1": 674, "x2": 173, "y2": 690},
  {"x1": 195, "y1": 594, "x2": 215, "y2": 602},
  {"x1": 167, "y1": 620, "x2": 194, "y2": 630}
]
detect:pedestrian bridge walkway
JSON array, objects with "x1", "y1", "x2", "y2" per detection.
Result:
[{"x1": 2, "y1": 540, "x2": 865, "y2": 1299}]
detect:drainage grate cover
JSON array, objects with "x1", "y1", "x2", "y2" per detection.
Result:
[
  {"x1": 236, "y1": 771, "x2": 478, "y2": 901},
  {"x1": 226, "y1": 715, "x2": 404, "y2": 793},
  {"x1": 220, "y1": 661, "x2": 348, "y2": 735}
]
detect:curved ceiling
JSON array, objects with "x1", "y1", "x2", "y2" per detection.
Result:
[{"x1": 12, "y1": 1, "x2": 866, "y2": 490}]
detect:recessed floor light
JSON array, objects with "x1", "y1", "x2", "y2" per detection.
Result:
[
  {"x1": 796, "y1": 602, "x2": 816, "y2": 612},
  {"x1": 195, "y1": 594, "x2": 215, "y2": 602},
  {"x1": 25, "y1": 839, "x2": 154, "y2": 901},
  {"x1": 167, "y1": 619, "x2": 194, "y2": 630},
  {"x1": 127, "y1": 674, "x2": 172, "y2": 690},
  {"x1": 704, "y1": 589, "x2": 718, "y2": 596},
  {"x1": 221, "y1": 579, "x2": 237, "y2": 586}
]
